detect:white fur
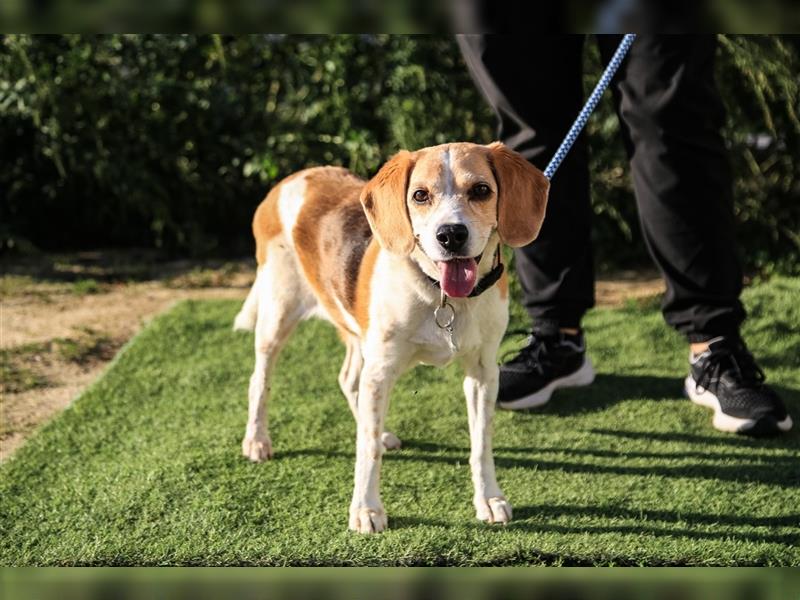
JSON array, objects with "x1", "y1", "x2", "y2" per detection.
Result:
[
  {"x1": 236, "y1": 169, "x2": 511, "y2": 534},
  {"x1": 443, "y1": 147, "x2": 455, "y2": 196},
  {"x1": 277, "y1": 176, "x2": 308, "y2": 233}
]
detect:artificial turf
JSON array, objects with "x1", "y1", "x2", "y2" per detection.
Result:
[{"x1": 1, "y1": 277, "x2": 798, "y2": 566}]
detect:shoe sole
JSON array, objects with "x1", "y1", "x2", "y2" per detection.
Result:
[
  {"x1": 684, "y1": 375, "x2": 793, "y2": 435},
  {"x1": 498, "y1": 357, "x2": 596, "y2": 411}
]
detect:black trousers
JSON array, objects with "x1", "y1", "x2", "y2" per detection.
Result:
[{"x1": 458, "y1": 35, "x2": 746, "y2": 342}]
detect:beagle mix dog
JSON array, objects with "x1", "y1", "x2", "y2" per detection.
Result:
[{"x1": 234, "y1": 142, "x2": 549, "y2": 533}]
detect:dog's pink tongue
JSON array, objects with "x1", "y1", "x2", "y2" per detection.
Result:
[{"x1": 438, "y1": 258, "x2": 478, "y2": 298}]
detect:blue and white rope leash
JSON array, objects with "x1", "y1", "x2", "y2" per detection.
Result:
[{"x1": 543, "y1": 34, "x2": 636, "y2": 181}]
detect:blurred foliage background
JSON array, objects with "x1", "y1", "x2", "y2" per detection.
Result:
[{"x1": 1, "y1": 34, "x2": 798, "y2": 274}]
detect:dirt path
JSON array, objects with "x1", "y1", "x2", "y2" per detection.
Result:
[
  {"x1": 1, "y1": 256, "x2": 256, "y2": 461},
  {"x1": 1, "y1": 254, "x2": 663, "y2": 461}
]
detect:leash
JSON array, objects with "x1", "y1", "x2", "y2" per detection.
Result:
[{"x1": 543, "y1": 34, "x2": 636, "y2": 181}]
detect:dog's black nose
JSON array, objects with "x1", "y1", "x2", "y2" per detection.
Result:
[{"x1": 436, "y1": 223, "x2": 469, "y2": 252}]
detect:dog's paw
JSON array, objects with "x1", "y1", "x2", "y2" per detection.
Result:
[
  {"x1": 474, "y1": 496, "x2": 512, "y2": 524},
  {"x1": 381, "y1": 431, "x2": 402, "y2": 450},
  {"x1": 349, "y1": 505, "x2": 388, "y2": 533},
  {"x1": 242, "y1": 434, "x2": 273, "y2": 462}
]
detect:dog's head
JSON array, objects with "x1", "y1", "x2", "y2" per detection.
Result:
[{"x1": 360, "y1": 142, "x2": 549, "y2": 297}]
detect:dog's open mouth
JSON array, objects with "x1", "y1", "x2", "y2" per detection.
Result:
[{"x1": 436, "y1": 256, "x2": 480, "y2": 298}]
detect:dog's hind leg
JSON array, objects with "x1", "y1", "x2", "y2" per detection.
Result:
[
  {"x1": 233, "y1": 271, "x2": 260, "y2": 331},
  {"x1": 338, "y1": 337, "x2": 401, "y2": 451},
  {"x1": 338, "y1": 337, "x2": 361, "y2": 415},
  {"x1": 242, "y1": 258, "x2": 307, "y2": 462}
]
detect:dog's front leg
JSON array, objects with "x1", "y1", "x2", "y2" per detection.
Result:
[
  {"x1": 462, "y1": 351, "x2": 512, "y2": 524},
  {"x1": 349, "y1": 359, "x2": 395, "y2": 534}
]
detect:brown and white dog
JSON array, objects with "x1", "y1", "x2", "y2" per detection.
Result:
[{"x1": 234, "y1": 142, "x2": 549, "y2": 533}]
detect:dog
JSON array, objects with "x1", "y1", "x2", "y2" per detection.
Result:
[{"x1": 233, "y1": 141, "x2": 549, "y2": 533}]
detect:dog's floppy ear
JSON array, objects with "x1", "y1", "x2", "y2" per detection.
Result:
[
  {"x1": 360, "y1": 150, "x2": 416, "y2": 255},
  {"x1": 486, "y1": 141, "x2": 550, "y2": 247}
]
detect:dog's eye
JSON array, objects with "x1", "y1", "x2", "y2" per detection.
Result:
[
  {"x1": 470, "y1": 183, "x2": 492, "y2": 199},
  {"x1": 412, "y1": 189, "x2": 429, "y2": 204}
]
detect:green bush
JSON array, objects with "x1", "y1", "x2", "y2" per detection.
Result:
[{"x1": 1, "y1": 35, "x2": 798, "y2": 273}]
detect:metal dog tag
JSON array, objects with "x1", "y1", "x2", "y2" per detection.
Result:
[{"x1": 434, "y1": 291, "x2": 458, "y2": 353}]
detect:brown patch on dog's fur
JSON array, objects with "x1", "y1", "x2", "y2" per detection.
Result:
[
  {"x1": 486, "y1": 142, "x2": 550, "y2": 248},
  {"x1": 338, "y1": 203, "x2": 374, "y2": 309},
  {"x1": 360, "y1": 151, "x2": 416, "y2": 256},
  {"x1": 498, "y1": 268, "x2": 508, "y2": 299},
  {"x1": 292, "y1": 167, "x2": 371, "y2": 334},
  {"x1": 354, "y1": 238, "x2": 380, "y2": 332}
]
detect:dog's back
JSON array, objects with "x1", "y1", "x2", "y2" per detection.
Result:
[{"x1": 234, "y1": 166, "x2": 376, "y2": 338}]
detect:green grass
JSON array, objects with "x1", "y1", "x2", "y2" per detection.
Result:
[{"x1": 2, "y1": 278, "x2": 799, "y2": 566}]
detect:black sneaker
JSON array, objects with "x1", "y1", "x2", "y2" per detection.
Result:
[
  {"x1": 684, "y1": 337, "x2": 793, "y2": 436},
  {"x1": 498, "y1": 328, "x2": 595, "y2": 410}
]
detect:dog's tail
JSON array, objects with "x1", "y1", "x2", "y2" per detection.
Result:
[{"x1": 233, "y1": 273, "x2": 259, "y2": 331}]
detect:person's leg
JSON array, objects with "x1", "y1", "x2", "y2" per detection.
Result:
[
  {"x1": 458, "y1": 34, "x2": 593, "y2": 332},
  {"x1": 599, "y1": 34, "x2": 744, "y2": 340},
  {"x1": 600, "y1": 34, "x2": 791, "y2": 434},
  {"x1": 458, "y1": 35, "x2": 596, "y2": 410}
]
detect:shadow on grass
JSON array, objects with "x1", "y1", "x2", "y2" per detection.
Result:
[
  {"x1": 511, "y1": 503, "x2": 800, "y2": 529},
  {"x1": 492, "y1": 444, "x2": 798, "y2": 463},
  {"x1": 504, "y1": 518, "x2": 799, "y2": 548},
  {"x1": 758, "y1": 347, "x2": 800, "y2": 372},
  {"x1": 279, "y1": 443, "x2": 800, "y2": 489},
  {"x1": 507, "y1": 504, "x2": 800, "y2": 547},
  {"x1": 589, "y1": 419, "x2": 799, "y2": 449},
  {"x1": 389, "y1": 506, "x2": 799, "y2": 548}
]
